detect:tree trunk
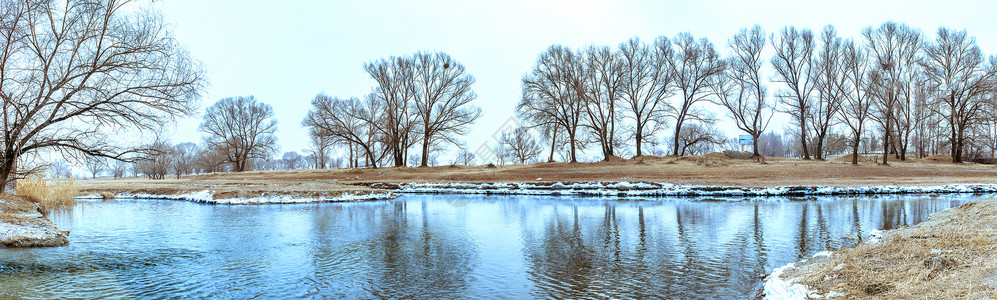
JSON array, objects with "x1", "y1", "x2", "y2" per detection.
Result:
[
  {"x1": 635, "y1": 124, "x2": 644, "y2": 157},
  {"x1": 672, "y1": 122, "x2": 682, "y2": 156},
  {"x1": 421, "y1": 135, "x2": 430, "y2": 167},
  {"x1": 800, "y1": 118, "x2": 811, "y2": 160},
  {"x1": 752, "y1": 133, "x2": 760, "y2": 157},
  {"x1": 548, "y1": 128, "x2": 557, "y2": 163},
  {"x1": 851, "y1": 134, "x2": 861, "y2": 165},
  {"x1": 882, "y1": 118, "x2": 891, "y2": 166},
  {"x1": 0, "y1": 154, "x2": 15, "y2": 191},
  {"x1": 568, "y1": 131, "x2": 578, "y2": 163}
]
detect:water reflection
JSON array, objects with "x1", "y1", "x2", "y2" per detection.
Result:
[{"x1": 0, "y1": 193, "x2": 986, "y2": 299}]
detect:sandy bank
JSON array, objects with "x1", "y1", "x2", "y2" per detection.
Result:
[{"x1": 0, "y1": 195, "x2": 69, "y2": 248}]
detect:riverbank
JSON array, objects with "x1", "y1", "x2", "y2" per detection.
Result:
[
  {"x1": 76, "y1": 153, "x2": 997, "y2": 201},
  {"x1": 763, "y1": 197, "x2": 997, "y2": 299},
  {"x1": 0, "y1": 194, "x2": 69, "y2": 247}
]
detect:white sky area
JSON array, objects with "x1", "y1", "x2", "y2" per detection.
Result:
[{"x1": 155, "y1": 0, "x2": 997, "y2": 162}]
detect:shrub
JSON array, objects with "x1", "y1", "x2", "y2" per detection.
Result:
[{"x1": 16, "y1": 177, "x2": 78, "y2": 212}]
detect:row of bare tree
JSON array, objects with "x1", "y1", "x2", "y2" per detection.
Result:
[
  {"x1": 514, "y1": 22, "x2": 997, "y2": 165},
  {"x1": 303, "y1": 52, "x2": 481, "y2": 168}
]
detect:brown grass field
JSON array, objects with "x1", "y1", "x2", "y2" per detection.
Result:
[{"x1": 76, "y1": 153, "x2": 997, "y2": 197}]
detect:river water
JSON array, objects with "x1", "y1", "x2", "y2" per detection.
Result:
[{"x1": 0, "y1": 194, "x2": 983, "y2": 299}]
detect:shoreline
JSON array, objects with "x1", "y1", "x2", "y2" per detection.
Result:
[
  {"x1": 74, "y1": 181, "x2": 997, "y2": 204},
  {"x1": 0, "y1": 195, "x2": 69, "y2": 248},
  {"x1": 761, "y1": 197, "x2": 997, "y2": 299}
]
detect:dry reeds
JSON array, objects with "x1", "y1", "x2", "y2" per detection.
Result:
[
  {"x1": 790, "y1": 198, "x2": 997, "y2": 299},
  {"x1": 16, "y1": 177, "x2": 78, "y2": 212}
]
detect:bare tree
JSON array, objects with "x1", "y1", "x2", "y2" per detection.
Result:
[
  {"x1": 519, "y1": 45, "x2": 586, "y2": 162},
  {"x1": 921, "y1": 27, "x2": 997, "y2": 162},
  {"x1": 48, "y1": 160, "x2": 73, "y2": 179},
  {"x1": 200, "y1": 96, "x2": 279, "y2": 172},
  {"x1": 306, "y1": 132, "x2": 333, "y2": 169},
  {"x1": 136, "y1": 140, "x2": 173, "y2": 180},
  {"x1": 195, "y1": 144, "x2": 228, "y2": 173},
  {"x1": 282, "y1": 151, "x2": 303, "y2": 170},
  {"x1": 712, "y1": 25, "x2": 773, "y2": 157},
  {"x1": 453, "y1": 148, "x2": 475, "y2": 166},
  {"x1": 84, "y1": 157, "x2": 105, "y2": 179},
  {"x1": 863, "y1": 22, "x2": 922, "y2": 165},
  {"x1": 674, "y1": 123, "x2": 726, "y2": 156},
  {"x1": 500, "y1": 126, "x2": 543, "y2": 164},
  {"x1": 838, "y1": 39, "x2": 874, "y2": 164},
  {"x1": 365, "y1": 57, "x2": 416, "y2": 167},
  {"x1": 411, "y1": 52, "x2": 481, "y2": 167},
  {"x1": 303, "y1": 94, "x2": 384, "y2": 168},
  {"x1": 757, "y1": 132, "x2": 788, "y2": 157},
  {"x1": 771, "y1": 26, "x2": 816, "y2": 160},
  {"x1": 579, "y1": 45, "x2": 625, "y2": 160},
  {"x1": 664, "y1": 33, "x2": 726, "y2": 156},
  {"x1": 0, "y1": 0, "x2": 205, "y2": 186},
  {"x1": 112, "y1": 160, "x2": 130, "y2": 179},
  {"x1": 172, "y1": 142, "x2": 198, "y2": 179},
  {"x1": 619, "y1": 37, "x2": 674, "y2": 157},
  {"x1": 811, "y1": 25, "x2": 847, "y2": 160}
]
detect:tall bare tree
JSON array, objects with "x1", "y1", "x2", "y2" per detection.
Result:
[
  {"x1": 712, "y1": 25, "x2": 773, "y2": 157},
  {"x1": 771, "y1": 26, "x2": 816, "y2": 159},
  {"x1": 200, "y1": 96, "x2": 278, "y2": 172},
  {"x1": 579, "y1": 46, "x2": 625, "y2": 160},
  {"x1": 921, "y1": 27, "x2": 997, "y2": 162},
  {"x1": 411, "y1": 52, "x2": 481, "y2": 167},
  {"x1": 863, "y1": 22, "x2": 922, "y2": 165},
  {"x1": 838, "y1": 39, "x2": 873, "y2": 164},
  {"x1": 619, "y1": 37, "x2": 674, "y2": 157},
  {"x1": 0, "y1": 0, "x2": 205, "y2": 186},
  {"x1": 811, "y1": 25, "x2": 846, "y2": 160},
  {"x1": 664, "y1": 33, "x2": 725, "y2": 156},
  {"x1": 519, "y1": 45, "x2": 586, "y2": 162},
  {"x1": 365, "y1": 57, "x2": 416, "y2": 167}
]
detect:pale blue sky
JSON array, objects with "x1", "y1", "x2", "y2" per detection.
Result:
[{"x1": 157, "y1": 0, "x2": 997, "y2": 161}]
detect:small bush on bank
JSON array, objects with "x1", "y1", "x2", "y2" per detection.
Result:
[{"x1": 16, "y1": 177, "x2": 78, "y2": 212}]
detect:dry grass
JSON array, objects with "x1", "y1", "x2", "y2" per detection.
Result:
[
  {"x1": 787, "y1": 199, "x2": 997, "y2": 299},
  {"x1": 16, "y1": 177, "x2": 78, "y2": 212},
  {"x1": 74, "y1": 154, "x2": 997, "y2": 198}
]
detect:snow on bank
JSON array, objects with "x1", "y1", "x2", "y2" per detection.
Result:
[
  {"x1": 76, "y1": 190, "x2": 396, "y2": 204},
  {"x1": 378, "y1": 182, "x2": 997, "y2": 198},
  {"x1": 763, "y1": 251, "x2": 842, "y2": 299}
]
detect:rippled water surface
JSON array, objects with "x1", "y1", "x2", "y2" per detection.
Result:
[{"x1": 0, "y1": 194, "x2": 984, "y2": 299}]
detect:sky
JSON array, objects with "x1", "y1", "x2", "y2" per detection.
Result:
[{"x1": 154, "y1": 0, "x2": 997, "y2": 162}]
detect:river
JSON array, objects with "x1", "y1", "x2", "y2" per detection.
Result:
[{"x1": 0, "y1": 194, "x2": 983, "y2": 299}]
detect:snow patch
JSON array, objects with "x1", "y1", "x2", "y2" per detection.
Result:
[
  {"x1": 76, "y1": 190, "x2": 395, "y2": 205},
  {"x1": 763, "y1": 263, "x2": 812, "y2": 300},
  {"x1": 386, "y1": 182, "x2": 997, "y2": 199},
  {"x1": 868, "y1": 229, "x2": 884, "y2": 244}
]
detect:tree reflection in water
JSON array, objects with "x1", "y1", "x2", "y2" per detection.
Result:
[{"x1": 0, "y1": 194, "x2": 984, "y2": 299}]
